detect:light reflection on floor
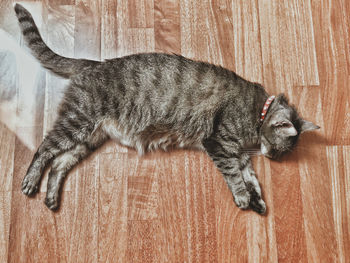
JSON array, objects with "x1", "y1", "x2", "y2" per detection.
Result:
[{"x1": 0, "y1": 29, "x2": 41, "y2": 150}]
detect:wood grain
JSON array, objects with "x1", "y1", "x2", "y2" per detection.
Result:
[
  {"x1": 74, "y1": 0, "x2": 101, "y2": 60},
  {"x1": 127, "y1": 153, "x2": 159, "y2": 220},
  {"x1": 156, "y1": 151, "x2": 191, "y2": 262},
  {"x1": 126, "y1": 28, "x2": 155, "y2": 54},
  {"x1": 0, "y1": 124, "x2": 15, "y2": 191},
  {"x1": 96, "y1": 153, "x2": 129, "y2": 262},
  {"x1": 127, "y1": 220, "x2": 161, "y2": 262},
  {"x1": 101, "y1": 0, "x2": 122, "y2": 58},
  {"x1": 98, "y1": 153, "x2": 128, "y2": 263},
  {"x1": 9, "y1": 141, "x2": 99, "y2": 263},
  {"x1": 0, "y1": 191, "x2": 11, "y2": 263},
  {"x1": 258, "y1": 0, "x2": 319, "y2": 95},
  {"x1": 294, "y1": 87, "x2": 339, "y2": 262},
  {"x1": 128, "y1": 0, "x2": 154, "y2": 29},
  {"x1": 0, "y1": 0, "x2": 349, "y2": 262},
  {"x1": 270, "y1": 153, "x2": 308, "y2": 262},
  {"x1": 311, "y1": 0, "x2": 350, "y2": 145},
  {"x1": 247, "y1": 156, "x2": 278, "y2": 263},
  {"x1": 231, "y1": 0, "x2": 262, "y2": 81},
  {"x1": 154, "y1": 0, "x2": 180, "y2": 53},
  {"x1": 326, "y1": 146, "x2": 350, "y2": 262}
]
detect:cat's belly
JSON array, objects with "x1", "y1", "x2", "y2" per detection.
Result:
[{"x1": 99, "y1": 118, "x2": 203, "y2": 154}]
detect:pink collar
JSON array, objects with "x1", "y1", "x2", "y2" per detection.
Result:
[{"x1": 260, "y1": 95, "x2": 275, "y2": 122}]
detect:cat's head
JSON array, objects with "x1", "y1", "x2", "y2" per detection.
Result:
[{"x1": 260, "y1": 94, "x2": 319, "y2": 159}]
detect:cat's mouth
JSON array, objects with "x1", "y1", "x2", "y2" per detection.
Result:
[
  {"x1": 260, "y1": 139, "x2": 282, "y2": 160},
  {"x1": 260, "y1": 141, "x2": 273, "y2": 158}
]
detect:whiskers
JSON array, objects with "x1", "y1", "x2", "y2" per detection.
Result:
[{"x1": 242, "y1": 148, "x2": 262, "y2": 156}]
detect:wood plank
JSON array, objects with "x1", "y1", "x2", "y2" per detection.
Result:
[
  {"x1": 126, "y1": 0, "x2": 155, "y2": 55},
  {"x1": 127, "y1": 220, "x2": 161, "y2": 262},
  {"x1": 0, "y1": 191, "x2": 11, "y2": 263},
  {"x1": 127, "y1": 153, "x2": 158, "y2": 220},
  {"x1": 270, "y1": 152, "x2": 308, "y2": 262},
  {"x1": 0, "y1": 123, "x2": 15, "y2": 191},
  {"x1": 247, "y1": 156, "x2": 278, "y2": 263},
  {"x1": 214, "y1": 171, "x2": 248, "y2": 262},
  {"x1": 156, "y1": 151, "x2": 190, "y2": 262},
  {"x1": 180, "y1": 0, "x2": 223, "y2": 64},
  {"x1": 98, "y1": 153, "x2": 129, "y2": 263},
  {"x1": 61, "y1": 154, "x2": 99, "y2": 263},
  {"x1": 344, "y1": 0, "x2": 350, "y2": 72},
  {"x1": 258, "y1": 0, "x2": 319, "y2": 95},
  {"x1": 101, "y1": 0, "x2": 128, "y2": 59},
  {"x1": 154, "y1": 0, "x2": 181, "y2": 53},
  {"x1": 126, "y1": 28, "x2": 155, "y2": 54},
  {"x1": 311, "y1": 0, "x2": 350, "y2": 145},
  {"x1": 9, "y1": 149, "x2": 99, "y2": 263},
  {"x1": 326, "y1": 146, "x2": 350, "y2": 262},
  {"x1": 293, "y1": 87, "x2": 339, "y2": 262},
  {"x1": 126, "y1": 151, "x2": 218, "y2": 262},
  {"x1": 128, "y1": 0, "x2": 154, "y2": 28},
  {"x1": 231, "y1": 0, "x2": 262, "y2": 82},
  {"x1": 101, "y1": 0, "x2": 119, "y2": 59},
  {"x1": 209, "y1": 0, "x2": 236, "y2": 71},
  {"x1": 74, "y1": 0, "x2": 101, "y2": 60},
  {"x1": 184, "y1": 152, "x2": 218, "y2": 262},
  {"x1": 163, "y1": 151, "x2": 218, "y2": 262},
  {"x1": 8, "y1": 192, "x2": 58, "y2": 263}
]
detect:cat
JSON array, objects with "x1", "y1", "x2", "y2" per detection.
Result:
[{"x1": 14, "y1": 4, "x2": 319, "y2": 214}]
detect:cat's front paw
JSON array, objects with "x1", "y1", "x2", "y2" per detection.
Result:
[
  {"x1": 245, "y1": 181, "x2": 266, "y2": 214},
  {"x1": 233, "y1": 190, "x2": 250, "y2": 210},
  {"x1": 44, "y1": 196, "x2": 59, "y2": 210},
  {"x1": 250, "y1": 197, "x2": 266, "y2": 214},
  {"x1": 21, "y1": 173, "x2": 40, "y2": 196}
]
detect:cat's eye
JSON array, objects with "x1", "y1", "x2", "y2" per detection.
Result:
[{"x1": 279, "y1": 122, "x2": 292, "y2": 128}]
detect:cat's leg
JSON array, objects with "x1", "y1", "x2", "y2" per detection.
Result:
[
  {"x1": 22, "y1": 132, "x2": 73, "y2": 196},
  {"x1": 22, "y1": 115, "x2": 95, "y2": 196},
  {"x1": 45, "y1": 126, "x2": 108, "y2": 210},
  {"x1": 240, "y1": 154, "x2": 266, "y2": 214},
  {"x1": 44, "y1": 144, "x2": 90, "y2": 210},
  {"x1": 203, "y1": 138, "x2": 251, "y2": 210}
]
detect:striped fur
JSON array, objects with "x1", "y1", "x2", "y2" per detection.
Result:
[{"x1": 15, "y1": 4, "x2": 319, "y2": 213}]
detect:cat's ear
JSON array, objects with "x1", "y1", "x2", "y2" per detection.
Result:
[
  {"x1": 272, "y1": 120, "x2": 297, "y2": 137},
  {"x1": 300, "y1": 119, "x2": 320, "y2": 133}
]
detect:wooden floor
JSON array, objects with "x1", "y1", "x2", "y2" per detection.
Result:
[{"x1": 0, "y1": 0, "x2": 349, "y2": 262}]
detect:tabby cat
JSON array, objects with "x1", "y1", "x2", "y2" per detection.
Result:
[{"x1": 15, "y1": 4, "x2": 319, "y2": 214}]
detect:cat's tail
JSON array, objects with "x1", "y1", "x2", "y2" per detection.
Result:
[{"x1": 14, "y1": 3, "x2": 97, "y2": 78}]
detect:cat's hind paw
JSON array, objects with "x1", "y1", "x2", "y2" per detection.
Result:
[{"x1": 21, "y1": 176, "x2": 39, "y2": 196}]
